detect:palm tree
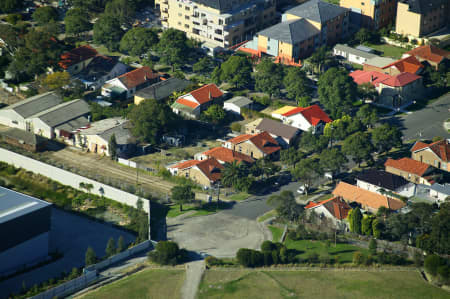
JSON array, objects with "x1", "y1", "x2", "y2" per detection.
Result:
[{"x1": 221, "y1": 161, "x2": 241, "y2": 188}]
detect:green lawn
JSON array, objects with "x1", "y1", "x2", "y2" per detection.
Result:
[
  {"x1": 269, "y1": 225, "x2": 284, "y2": 242},
  {"x1": 80, "y1": 268, "x2": 184, "y2": 299},
  {"x1": 257, "y1": 209, "x2": 277, "y2": 222},
  {"x1": 284, "y1": 238, "x2": 369, "y2": 264},
  {"x1": 364, "y1": 43, "x2": 407, "y2": 59},
  {"x1": 227, "y1": 192, "x2": 250, "y2": 201},
  {"x1": 198, "y1": 269, "x2": 449, "y2": 299}
]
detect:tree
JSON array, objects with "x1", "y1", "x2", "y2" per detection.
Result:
[
  {"x1": 318, "y1": 67, "x2": 357, "y2": 119},
  {"x1": 65, "y1": 8, "x2": 92, "y2": 37},
  {"x1": 70, "y1": 0, "x2": 109, "y2": 12},
  {"x1": 108, "y1": 133, "x2": 118, "y2": 160},
  {"x1": 283, "y1": 67, "x2": 311, "y2": 104},
  {"x1": 371, "y1": 123, "x2": 402, "y2": 154},
  {"x1": 355, "y1": 28, "x2": 373, "y2": 44},
  {"x1": 306, "y1": 46, "x2": 335, "y2": 74},
  {"x1": 193, "y1": 56, "x2": 213, "y2": 75},
  {"x1": 202, "y1": 104, "x2": 226, "y2": 124},
  {"x1": 369, "y1": 238, "x2": 377, "y2": 255},
  {"x1": 372, "y1": 218, "x2": 382, "y2": 238},
  {"x1": 171, "y1": 185, "x2": 195, "y2": 211},
  {"x1": 299, "y1": 130, "x2": 329, "y2": 153},
  {"x1": 362, "y1": 215, "x2": 374, "y2": 236},
  {"x1": 319, "y1": 148, "x2": 347, "y2": 176},
  {"x1": 105, "y1": 0, "x2": 137, "y2": 27},
  {"x1": 280, "y1": 147, "x2": 303, "y2": 168},
  {"x1": 0, "y1": 24, "x2": 21, "y2": 56},
  {"x1": 156, "y1": 28, "x2": 189, "y2": 71},
  {"x1": 148, "y1": 241, "x2": 185, "y2": 265},
  {"x1": 219, "y1": 56, "x2": 253, "y2": 89},
  {"x1": 117, "y1": 235, "x2": 126, "y2": 253},
  {"x1": 43, "y1": 72, "x2": 71, "y2": 91},
  {"x1": 85, "y1": 246, "x2": 97, "y2": 265},
  {"x1": 93, "y1": 14, "x2": 124, "y2": 51},
  {"x1": 120, "y1": 27, "x2": 158, "y2": 57},
  {"x1": 357, "y1": 82, "x2": 378, "y2": 102},
  {"x1": 424, "y1": 255, "x2": 442, "y2": 276},
  {"x1": 255, "y1": 58, "x2": 283, "y2": 98},
  {"x1": 353, "y1": 251, "x2": 364, "y2": 265},
  {"x1": 33, "y1": 6, "x2": 58, "y2": 25},
  {"x1": 0, "y1": 0, "x2": 23, "y2": 13},
  {"x1": 5, "y1": 13, "x2": 22, "y2": 25},
  {"x1": 342, "y1": 132, "x2": 373, "y2": 166},
  {"x1": 221, "y1": 161, "x2": 249, "y2": 190},
  {"x1": 348, "y1": 208, "x2": 362, "y2": 234},
  {"x1": 105, "y1": 237, "x2": 116, "y2": 257},
  {"x1": 429, "y1": 203, "x2": 450, "y2": 254},
  {"x1": 291, "y1": 158, "x2": 320, "y2": 195},
  {"x1": 128, "y1": 99, "x2": 177, "y2": 144},
  {"x1": 356, "y1": 104, "x2": 378, "y2": 128},
  {"x1": 268, "y1": 191, "x2": 303, "y2": 221}
]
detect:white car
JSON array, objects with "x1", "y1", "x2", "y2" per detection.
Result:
[{"x1": 297, "y1": 186, "x2": 306, "y2": 194}]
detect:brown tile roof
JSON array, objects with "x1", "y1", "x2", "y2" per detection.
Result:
[
  {"x1": 405, "y1": 45, "x2": 450, "y2": 64},
  {"x1": 332, "y1": 182, "x2": 405, "y2": 211},
  {"x1": 227, "y1": 134, "x2": 253, "y2": 144},
  {"x1": 171, "y1": 159, "x2": 201, "y2": 170},
  {"x1": 176, "y1": 98, "x2": 200, "y2": 109},
  {"x1": 195, "y1": 158, "x2": 224, "y2": 183},
  {"x1": 382, "y1": 55, "x2": 424, "y2": 74},
  {"x1": 189, "y1": 83, "x2": 223, "y2": 105},
  {"x1": 203, "y1": 147, "x2": 255, "y2": 164},
  {"x1": 249, "y1": 131, "x2": 281, "y2": 155},
  {"x1": 305, "y1": 196, "x2": 351, "y2": 220},
  {"x1": 59, "y1": 45, "x2": 98, "y2": 69},
  {"x1": 117, "y1": 66, "x2": 158, "y2": 89},
  {"x1": 411, "y1": 139, "x2": 450, "y2": 162},
  {"x1": 384, "y1": 157, "x2": 430, "y2": 177}
]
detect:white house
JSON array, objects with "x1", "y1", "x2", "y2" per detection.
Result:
[
  {"x1": 171, "y1": 84, "x2": 223, "y2": 119},
  {"x1": 427, "y1": 183, "x2": 450, "y2": 204},
  {"x1": 305, "y1": 196, "x2": 351, "y2": 231},
  {"x1": 333, "y1": 44, "x2": 378, "y2": 65},
  {"x1": 281, "y1": 105, "x2": 332, "y2": 133},
  {"x1": 356, "y1": 169, "x2": 416, "y2": 198},
  {"x1": 223, "y1": 96, "x2": 252, "y2": 115}
]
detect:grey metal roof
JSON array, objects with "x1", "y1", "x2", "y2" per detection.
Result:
[
  {"x1": 428, "y1": 183, "x2": 450, "y2": 195},
  {"x1": 81, "y1": 117, "x2": 134, "y2": 145},
  {"x1": 32, "y1": 99, "x2": 90, "y2": 128},
  {"x1": 135, "y1": 78, "x2": 191, "y2": 101},
  {"x1": 355, "y1": 45, "x2": 375, "y2": 53},
  {"x1": 285, "y1": 0, "x2": 349, "y2": 24},
  {"x1": 256, "y1": 118, "x2": 299, "y2": 140},
  {"x1": 258, "y1": 18, "x2": 320, "y2": 44},
  {"x1": 0, "y1": 186, "x2": 51, "y2": 224},
  {"x1": 225, "y1": 96, "x2": 253, "y2": 107},
  {"x1": 1, "y1": 128, "x2": 46, "y2": 145},
  {"x1": 364, "y1": 56, "x2": 396, "y2": 68},
  {"x1": 5, "y1": 92, "x2": 62, "y2": 119},
  {"x1": 334, "y1": 44, "x2": 378, "y2": 59},
  {"x1": 55, "y1": 115, "x2": 89, "y2": 132}
]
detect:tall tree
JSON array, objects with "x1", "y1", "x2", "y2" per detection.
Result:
[
  {"x1": 202, "y1": 104, "x2": 226, "y2": 124},
  {"x1": 93, "y1": 14, "x2": 124, "y2": 51},
  {"x1": 255, "y1": 58, "x2": 283, "y2": 98},
  {"x1": 33, "y1": 6, "x2": 59, "y2": 25},
  {"x1": 356, "y1": 104, "x2": 378, "y2": 128},
  {"x1": 219, "y1": 56, "x2": 253, "y2": 89},
  {"x1": 193, "y1": 56, "x2": 213, "y2": 75},
  {"x1": 319, "y1": 148, "x2": 348, "y2": 176},
  {"x1": 117, "y1": 235, "x2": 126, "y2": 253},
  {"x1": 283, "y1": 67, "x2": 311, "y2": 105},
  {"x1": 371, "y1": 123, "x2": 402, "y2": 154},
  {"x1": 342, "y1": 132, "x2": 373, "y2": 166},
  {"x1": 108, "y1": 133, "x2": 118, "y2": 160},
  {"x1": 0, "y1": 0, "x2": 23, "y2": 13},
  {"x1": 85, "y1": 246, "x2": 97, "y2": 265},
  {"x1": 105, "y1": 237, "x2": 116, "y2": 257},
  {"x1": 280, "y1": 147, "x2": 303, "y2": 168},
  {"x1": 348, "y1": 208, "x2": 362, "y2": 234},
  {"x1": 156, "y1": 28, "x2": 188, "y2": 71},
  {"x1": 171, "y1": 185, "x2": 195, "y2": 211},
  {"x1": 268, "y1": 190, "x2": 303, "y2": 221},
  {"x1": 65, "y1": 7, "x2": 92, "y2": 37},
  {"x1": 291, "y1": 158, "x2": 320, "y2": 195},
  {"x1": 221, "y1": 161, "x2": 249, "y2": 189},
  {"x1": 70, "y1": 0, "x2": 109, "y2": 12},
  {"x1": 105, "y1": 0, "x2": 137, "y2": 27},
  {"x1": 318, "y1": 67, "x2": 357, "y2": 119},
  {"x1": 119, "y1": 27, "x2": 158, "y2": 56}
]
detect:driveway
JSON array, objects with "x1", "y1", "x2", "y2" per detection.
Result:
[{"x1": 387, "y1": 93, "x2": 450, "y2": 141}]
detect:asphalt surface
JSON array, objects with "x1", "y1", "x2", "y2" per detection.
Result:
[{"x1": 387, "y1": 93, "x2": 450, "y2": 141}]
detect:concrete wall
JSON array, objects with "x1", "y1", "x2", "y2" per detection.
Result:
[
  {"x1": 0, "y1": 148, "x2": 149, "y2": 213},
  {"x1": 395, "y1": 2, "x2": 421, "y2": 37}
]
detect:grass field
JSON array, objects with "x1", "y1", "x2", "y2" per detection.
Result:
[
  {"x1": 258, "y1": 209, "x2": 277, "y2": 222},
  {"x1": 364, "y1": 43, "x2": 407, "y2": 59},
  {"x1": 269, "y1": 225, "x2": 284, "y2": 242},
  {"x1": 198, "y1": 269, "x2": 449, "y2": 299},
  {"x1": 226, "y1": 192, "x2": 250, "y2": 201},
  {"x1": 79, "y1": 269, "x2": 185, "y2": 299},
  {"x1": 284, "y1": 238, "x2": 369, "y2": 263}
]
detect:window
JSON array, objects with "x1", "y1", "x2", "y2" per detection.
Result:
[
  {"x1": 12, "y1": 120, "x2": 18, "y2": 125},
  {"x1": 219, "y1": 19, "x2": 223, "y2": 25},
  {"x1": 185, "y1": 172, "x2": 189, "y2": 178},
  {"x1": 239, "y1": 146, "x2": 242, "y2": 152},
  {"x1": 185, "y1": 24, "x2": 190, "y2": 28},
  {"x1": 178, "y1": 13, "x2": 182, "y2": 16}
]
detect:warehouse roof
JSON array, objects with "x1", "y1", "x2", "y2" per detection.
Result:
[
  {"x1": 4, "y1": 92, "x2": 62, "y2": 119},
  {"x1": 135, "y1": 78, "x2": 191, "y2": 101},
  {"x1": 32, "y1": 99, "x2": 90, "y2": 128},
  {"x1": 225, "y1": 96, "x2": 253, "y2": 108}
]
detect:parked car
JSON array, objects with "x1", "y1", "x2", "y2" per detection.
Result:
[{"x1": 297, "y1": 185, "x2": 306, "y2": 194}]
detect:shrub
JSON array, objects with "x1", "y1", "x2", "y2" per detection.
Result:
[
  {"x1": 230, "y1": 122, "x2": 241, "y2": 133},
  {"x1": 437, "y1": 265, "x2": 449, "y2": 281},
  {"x1": 148, "y1": 241, "x2": 185, "y2": 265},
  {"x1": 320, "y1": 254, "x2": 332, "y2": 264},
  {"x1": 236, "y1": 248, "x2": 254, "y2": 267},
  {"x1": 261, "y1": 240, "x2": 275, "y2": 252},
  {"x1": 307, "y1": 252, "x2": 319, "y2": 264},
  {"x1": 425, "y1": 254, "x2": 442, "y2": 276},
  {"x1": 353, "y1": 251, "x2": 364, "y2": 265},
  {"x1": 205, "y1": 256, "x2": 223, "y2": 267}
]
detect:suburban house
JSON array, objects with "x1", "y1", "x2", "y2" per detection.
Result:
[
  {"x1": 280, "y1": 105, "x2": 332, "y2": 134},
  {"x1": 223, "y1": 131, "x2": 281, "y2": 159},
  {"x1": 101, "y1": 66, "x2": 160, "y2": 99},
  {"x1": 254, "y1": 118, "x2": 300, "y2": 148},
  {"x1": 171, "y1": 84, "x2": 223, "y2": 119},
  {"x1": 0, "y1": 128, "x2": 47, "y2": 152},
  {"x1": 196, "y1": 147, "x2": 255, "y2": 164},
  {"x1": 395, "y1": 0, "x2": 449, "y2": 38},
  {"x1": 167, "y1": 158, "x2": 224, "y2": 187},
  {"x1": 0, "y1": 92, "x2": 90, "y2": 140},
  {"x1": 75, "y1": 117, "x2": 136, "y2": 158},
  {"x1": 411, "y1": 139, "x2": 450, "y2": 172},
  {"x1": 384, "y1": 157, "x2": 435, "y2": 185},
  {"x1": 403, "y1": 45, "x2": 450, "y2": 70},
  {"x1": 223, "y1": 96, "x2": 253, "y2": 115},
  {"x1": 305, "y1": 196, "x2": 351, "y2": 230},
  {"x1": 333, "y1": 44, "x2": 378, "y2": 65},
  {"x1": 333, "y1": 181, "x2": 406, "y2": 212},
  {"x1": 241, "y1": 0, "x2": 349, "y2": 64},
  {"x1": 363, "y1": 56, "x2": 396, "y2": 72},
  {"x1": 340, "y1": 0, "x2": 398, "y2": 30},
  {"x1": 349, "y1": 70, "x2": 423, "y2": 107},
  {"x1": 356, "y1": 169, "x2": 416, "y2": 198},
  {"x1": 58, "y1": 45, "x2": 98, "y2": 75},
  {"x1": 426, "y1": 183, "x2": 450, "y2": 204},
  {"x1": 74, "y1": 55, "x2": 129, "y2": 91},
  {"x1": 154, "y1": 0, "x2": 277, "y2": 48},
  {"x1": 376, "y1": 55, "x2": 424, "y2": 76},
  {"x1": 134, "y1": 78, "x2": 191, "y2": 104},
  {"x1": 271, "y1": 106, "x2": 296, "y2": 120}
]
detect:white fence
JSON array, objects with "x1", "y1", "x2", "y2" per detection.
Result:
[
  {"x1": 118, "y1": 157, "x2": 137, "y2": 168},
  {"x1": 0, "y1": 148, "x2": 149, "y2": 212}
]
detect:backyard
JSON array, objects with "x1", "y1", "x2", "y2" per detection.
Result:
[
  {"x1": 198, "y1": 269, "x2": 449, "y2": 299},
  {"x1": 364, "y1": 42, "x2": 407, "y2": 59}
]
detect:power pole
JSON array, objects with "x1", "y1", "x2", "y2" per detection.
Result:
[{"x1": 148, "y1": 199, "x2": 151, "y2": 241}]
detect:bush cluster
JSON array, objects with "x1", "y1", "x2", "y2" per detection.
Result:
[
  {"x1": 424, "y1": 254, "x2": 450, "y2": 284},
  {"x1": 236, "y1": 241, "x2": 297, "y2": 267},
  {"x1": 148, "y1": 241, "x2": 187, "y2": 266}
]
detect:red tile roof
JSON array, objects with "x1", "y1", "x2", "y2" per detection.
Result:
[
  {"x1": 249, "y1": 131, "x2": 281, "y2": 155},
  {"x1": 171, "y1": 159, "x2": 201, "y2": 170},
  {"x1": 282, "y1": 105, "x2": 332, "y2": 125},
  {"x1": 176, "y1": 98, "x2": 200, "y2": 109},
  {"x1": 333, "y1": 182, "x2": 405, "y2": 211},
  {"x1": 411, "y1": 139, "x2": 450, "y2": 162},
  {"x1": 384, "y1": 158, "x2": 430, "y2": 176},
  {"x1": 203, "y1": 147, "x2": 255, "y2": 164},
  {"x1": 405, "y1": 45, "x2": 450, "y2": 64},
  {"x1": 195, "y1": 158, "x2": 224, "y2": 182},
  {"x1": 117, "y1": 66, "x2": 158, "y2": 89},
  {"x1": 382, "y1": 55, "x2": 424, "y2": 74},
  {"x1": 350, "y1": 70, "x2": 421, "y2": 87},
  {"x1": 381, "y1": 72, "x2": 421, "y2": 87},
  {"x1": 59, "y1": 45, "x2": 98, "y2": 69},
  {"x1": 227, "y1": 134, "x2": 253, "y2": 144},
  {"x1": 189, "y1": 84, "x2": 223, "y2": 105}
]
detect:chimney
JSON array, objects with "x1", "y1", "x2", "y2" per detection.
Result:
[
  {"x1": 370, "y1": 75, "x2": 374, "y2": 82},
  {"x1": 209, "y1": 90, "x2": 212, "y2": 100}
]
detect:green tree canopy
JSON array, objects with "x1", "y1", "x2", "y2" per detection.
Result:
[
  {"x1": 105, "y1": 237, "x2": 116, "y2": 257},
  {"x1": 319, "y1": 148, "x2": 348, "y2": 175},
  {"x1": 85, "y1": 246, "x2": 97, "y2": 266},
  {"x1": 318, "y1": 67, "x2": 357, "y2": 119},
  {"x1": 0, "y1": 0, "x2": 23, "y2": 13},
  {"x1": 291, "y1": 158, "x2": 321, "y2": 195},
  {"x1": 219, "y1": 55, "x2": 253, "y2": 89},
  {"x1": 356, "y1": 104, "x2": 378, "y2": 128},
  {"x1": 221, "y1": 161, "x2": 249, "y2": 190},
  {"x1": 193, "y1": 56, "x2": 213, "y2": 75},
  {"x1": 255, "y1": 58, "x2": 283, "y2": 98},
  {"x1": 268, "y1": 190, "x2": 303, "y2": 221},
  {"x1": 105, "y1": 0, "x2": 137, "y2": 26},
  {"x1": 148, "y1": 241, "x2": 185, "y2": 265},
  {"x1": 202, "y1": 104, "x2": 226, "y2": 124},
  {"x1": 348, "y1": 208, "x2": 362, "y2": 234},
  {"x1": 171, "y1": 185, "x2": 195, "y2": 211},
  {"x1": 128, "y1": 98, "x2": 177, "y2": 144},
  {"x1": 342, "y1": 132, "x2": 373, "y2": 166},
  {"x1": 283, "y1": 67, "x2": 311, "y2": 105},
  {"x1": 371, "y1": 123, "x2": 402, "y2": 154},
  {"x1": 119, "y1": 27, "x2": 158, "y2": 56},
  {"x1": 70, "y1": 0, "x2": 109, "y2": 12},
  {"x1": 156, "y1": 28, "x2": 189, "y2": 71},
  {"x1": 93, "y1": 14, "x2": 124, "y2": 51},
  {"x1": 108, "y1": 133, "x2": 118, "y2": 160},
  {"x1": 33, "y1": 6, "x2": 59, "y2": 25},
  {"x1": 65, "y1": 7, "x2": 92, "y2": 36}
]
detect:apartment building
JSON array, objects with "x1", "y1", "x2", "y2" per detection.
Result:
[
  {"x1": 395, "y1": 0, "x2": 449, "y2": 38},
  {"x1": 155, "y1": 0, "x2": 277, "y2": 48},
  {"x1": 340, "y1": 0, "x2": 397, "y2": 30}
]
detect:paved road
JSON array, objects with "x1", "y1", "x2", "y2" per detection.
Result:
[
  {"x1": 181, "y1": 260, "x2": 205, "y2": 299},
  {"x1": 387, "y1": 93, "x2": 450, "y2": 141}
]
